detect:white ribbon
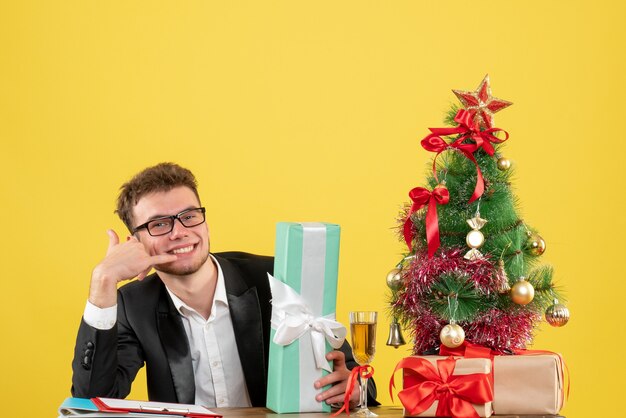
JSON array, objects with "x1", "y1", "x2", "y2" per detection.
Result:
[{"x1": 268, "y1": 273, "x2": 347, "y2": 372}]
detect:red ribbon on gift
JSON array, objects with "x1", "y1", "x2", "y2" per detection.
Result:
[
  {"x1": 439, "y1": 340, "x2": 501, "y2": 359},
  {"x1": 403, "y1": 186, "x2": 450, "y2": 258},
  {"x1": 440, "y1": 341, "x2": 499, "y2": 387},
  {"x1": 389, "y1": 356, "x2": 493, "y2": 418},
  {"x1": 421, "y1": 109, "x2": 509, "y2": 203},
  {"x1": 332, "y1": 365, "x2": 374, "y2": 416}
]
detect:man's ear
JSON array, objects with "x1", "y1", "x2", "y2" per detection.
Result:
[{"x1": 127, "y1": 232, "x2": 141, "y2": 242}]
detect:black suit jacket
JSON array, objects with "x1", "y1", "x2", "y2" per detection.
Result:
[{"x1": 71, "y1": 252, "x2": 377, "y2": 406}]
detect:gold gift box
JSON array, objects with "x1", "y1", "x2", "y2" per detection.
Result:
[{"x1": 492, "y1": 353, "x2": 564, "y2": 415}]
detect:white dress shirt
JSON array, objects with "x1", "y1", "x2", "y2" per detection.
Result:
[{"x1": 83, "y1": 255, "x2": 252, "y2": 408}]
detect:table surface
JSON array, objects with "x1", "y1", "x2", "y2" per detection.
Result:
[{"x1": 214, "y1": 406, "x2": 564, "y2": 418}]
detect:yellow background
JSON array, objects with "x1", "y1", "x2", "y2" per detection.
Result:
[{"x1": 1, "y1": 1, "x2": 624, "y2": 417}]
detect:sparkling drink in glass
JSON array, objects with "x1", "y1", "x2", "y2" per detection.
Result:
[{"x1": 349, "y1": 311, "x2": 377, "y2": 417}]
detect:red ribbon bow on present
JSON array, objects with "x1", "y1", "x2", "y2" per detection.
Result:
[
  {"x1": 333, "y1": 365, "x2": 374, "y2": 416},
  {"x1": 390, "y1": 357, "x2": 493, "y2": 418},
  {"x1": 403, "y1": 185, "x2": 450, "y2": 258},
  {"x1": 421, "y1": 109, "x2": 509, "y2": 203}
]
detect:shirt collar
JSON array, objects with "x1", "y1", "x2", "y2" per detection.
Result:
[
  {"x1": 210, "y1": 254, "x2": 228, "y2": 306},
  {"x1": 165, "y1": 253, "x2": 228, "y2": 320}
]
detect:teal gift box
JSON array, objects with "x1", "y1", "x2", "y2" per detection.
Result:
[{"x1": 266, "y1": 222, "x2": 343, "y2": 413}]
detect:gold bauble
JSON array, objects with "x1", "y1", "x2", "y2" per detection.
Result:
[
  {"x1": 511, "y1": 278, "x2": 535, "y2": 305},
  {"x1": 497, "y1": 157, "x2": 511, "y2": 171},
  {"x1": 526, "y1": 233, "x2": 546, "y2": 256},
  {"x1": 439, "y1": 323, "x2": 465, "y2": 348},
  {"x1": 466, "y1": 230, "x2": 485, "y2": 249},
  {"x1": 545, "y1": 299, "x2": 570, "y2": 327},
  {"x1": 386, "y1": 268, "x2": 403, "y2": 291}
]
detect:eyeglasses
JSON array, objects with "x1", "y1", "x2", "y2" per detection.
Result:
[{"x1": 132, "y1": 207, "x2": 206, "y2": 236}]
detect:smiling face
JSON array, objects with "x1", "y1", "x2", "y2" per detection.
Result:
[{"x1": 132, "y1": 186, "x2": 210, "y2": 276}]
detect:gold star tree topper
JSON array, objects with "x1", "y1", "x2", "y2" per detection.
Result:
[{"x1": 453, "y1": 75, "x2": 512, "y2": 129}]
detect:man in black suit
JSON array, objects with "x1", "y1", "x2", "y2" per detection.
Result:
[{"x1": 71, "y1": 162, "x2": 375, "y2": 409}]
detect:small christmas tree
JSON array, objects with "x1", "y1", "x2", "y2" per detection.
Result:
[{"x1": 387, "y1": 75, "x2": 570, "y2": 355}]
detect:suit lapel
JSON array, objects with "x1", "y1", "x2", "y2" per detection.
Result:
[
  {"x1": 156, "y1": 284, "x2": 195, "y2": 404},
  {"x1": 216, "y1": 255, "x2": 267, "y2": 407}
]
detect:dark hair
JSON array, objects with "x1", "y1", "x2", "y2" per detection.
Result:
[{"x1": 116, "y1": 162, "x2": 200, "y2": 231}]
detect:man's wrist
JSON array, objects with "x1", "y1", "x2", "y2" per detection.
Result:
[
  {"x1": 89, "y1": 267, "x2": 119, "y2": 308},
  {"x1": 83, "y1": 300, "x2": 117, "y2": 330}
]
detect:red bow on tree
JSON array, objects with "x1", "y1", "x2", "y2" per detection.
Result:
[
  {"x1": 403, "y1": 185, "x2": 449, "y2": 258},
  {"x1": 389, "y1": 357, "x2": 493, "y2": 418},
  {"x1": 420, "y1": 109, "x2": 509, "y2": 203}
]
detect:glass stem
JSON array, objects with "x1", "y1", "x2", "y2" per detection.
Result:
[{"x1": 359, "y1": 375, "x2": 369, "y2": 411}]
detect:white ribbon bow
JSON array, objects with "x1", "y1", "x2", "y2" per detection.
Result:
[{"x1": 268, "y1": 273, "x2": 347, "y2": 372}]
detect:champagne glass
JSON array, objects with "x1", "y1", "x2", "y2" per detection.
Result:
[{"x1": 349, "y1": 311, "x2": 377, "y2": 417}]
